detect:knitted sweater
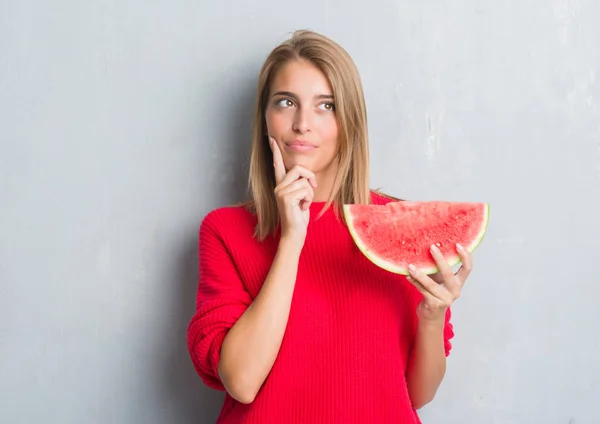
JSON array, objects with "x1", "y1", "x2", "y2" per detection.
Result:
[{"x1": 187, "y1": 191, "x2": 454, "y2": 423}]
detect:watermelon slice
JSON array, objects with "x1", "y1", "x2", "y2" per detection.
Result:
[{"x1": 343, "y1": 201, "x2": 490, "y2": 275}]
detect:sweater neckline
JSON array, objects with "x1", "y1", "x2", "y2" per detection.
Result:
[
  {"x1": 308, "y1": 200, "x2": 335, "y2": 221},
  {"x1": 309, "y1": 200, "x2": 331, "y2": 211}
]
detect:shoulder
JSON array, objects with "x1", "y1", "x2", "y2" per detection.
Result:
[
  {"x1": 199, "y1": 202, "x2": 257, "y2": 240},
  {"x1": 369, "y1": 189, "x2": 404, "y2": 205},
  {"x1": 202, "y1": 202, "x2": 254, "y2": 223}
]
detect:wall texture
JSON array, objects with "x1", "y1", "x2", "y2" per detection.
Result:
[{"x1": 1, "y1": 1, "x2": 599, "y2": 423}]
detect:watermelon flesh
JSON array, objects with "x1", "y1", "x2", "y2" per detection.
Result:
[{"x1": 343, "y1": 201, "x2": 490, "y2": 275}]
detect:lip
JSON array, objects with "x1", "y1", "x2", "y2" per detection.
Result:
[{"x1": 284, "y1": 139, "x2": 318, "y2": 151}]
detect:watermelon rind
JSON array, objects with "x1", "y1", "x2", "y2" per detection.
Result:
[{"x1": 342, "y1": 202, "x2": 490, "y2": 276}]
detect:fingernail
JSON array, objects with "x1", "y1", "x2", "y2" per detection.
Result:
[
  {"x1": 430, "y1": 244, "x2": 439, "y2": 253},
  {"x1": 456, "y1": 243, "x2": 463, "y2": 251},
  {"x1": 408, "y1": 264, "x2": 416, "y2": 273}
]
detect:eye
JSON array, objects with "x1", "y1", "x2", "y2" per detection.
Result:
[
  {"x1": 318, "y1": 102, "x2": 335, "y2": 111},
  {"x1": 275, "y1": 99, "x2": 295, "y2": 108}
]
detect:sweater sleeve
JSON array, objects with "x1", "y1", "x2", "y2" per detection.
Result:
[
  {"x1": 186, "y1": 211, "x2": 253, "y2": 391},
  {"x1": 443, "y1": 307, "x2": 454, "y2": 357}
]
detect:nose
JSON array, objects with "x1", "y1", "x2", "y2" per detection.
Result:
[{"x1": 292, "y1": 106, "x2": 311, "y2": 134}]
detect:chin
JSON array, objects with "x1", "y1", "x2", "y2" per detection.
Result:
[{"x1": 285, "y1": 157, "x2": 315, "y2": 171}]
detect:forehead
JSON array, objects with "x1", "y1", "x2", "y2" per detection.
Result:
[{"x1": 270, "y1": 59, "x2": 333, "y2": 95}]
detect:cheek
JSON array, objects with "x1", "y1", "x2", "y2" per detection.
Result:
[
  {"x1": 318, "y1": 117, "x2": 339, "y2": 150},
  {"x1": 265, "y1": 110, "x2": 289, "y2": 136}
]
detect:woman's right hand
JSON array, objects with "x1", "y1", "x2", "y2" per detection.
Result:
[{"x1": 269, "y1": 137, "x2": 317, "y2": 244}]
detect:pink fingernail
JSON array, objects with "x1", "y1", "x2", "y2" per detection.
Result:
[{"x1": 456, "y1": 243, "x2": 463, "y2": 251}]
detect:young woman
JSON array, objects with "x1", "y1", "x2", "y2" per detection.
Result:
[{"x1": 187, "y1": 29, "x2": 473, "y2": 424}]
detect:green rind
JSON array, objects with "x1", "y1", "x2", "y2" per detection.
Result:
[{"x1": 343, "y1": 202, "x2": 490, "y2": 276}]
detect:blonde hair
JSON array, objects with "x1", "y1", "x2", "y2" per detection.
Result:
[{"x1": 247, "y1": 29, "x2": 371, "y2": 240}]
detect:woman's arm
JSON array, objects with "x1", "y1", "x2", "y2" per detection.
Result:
[
  {"x1": 404, "y1": 243, "x2": 473, "y2": 409},
  {"x1": 218, "y1": 238, "x2": 302, "y2": 404},
  {"x1": 218, "y1": 138, "x2": 317, "y2": 404},
  {"x1": 405, "y1": 316, "x2": 447, "y2": 409}
]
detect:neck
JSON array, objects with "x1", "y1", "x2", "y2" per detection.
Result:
[
  {"x1": 312, "y1": 185, "x2": 334, "y2": 202},
  {"x1": 312, "y1": 161, "x2": 338, "y2": 202}
]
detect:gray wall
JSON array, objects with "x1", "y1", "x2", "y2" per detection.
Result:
[{"x1": 1, "y1": 1, "x2": 599, "y2": 423}]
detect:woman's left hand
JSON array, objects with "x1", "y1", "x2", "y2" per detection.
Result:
[{"x1": 406, "y1": 243, "x2": 473, "y2": 324}]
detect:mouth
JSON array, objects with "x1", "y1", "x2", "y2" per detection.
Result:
[{"x1": 284, "y1": 139, "x2": 318, "y2": 151}]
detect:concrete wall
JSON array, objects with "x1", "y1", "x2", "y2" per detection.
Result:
[{"x1": 1, "y1": 1, "x2": 599, "y2": 422}]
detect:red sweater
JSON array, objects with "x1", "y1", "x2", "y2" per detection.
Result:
[{"x1": 187, "y1": 191, "x2": 454, "y2": 423}]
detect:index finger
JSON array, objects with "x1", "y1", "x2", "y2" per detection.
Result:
[{"x1": 269, "y1": 137, "x2": 286, "y2": 184}]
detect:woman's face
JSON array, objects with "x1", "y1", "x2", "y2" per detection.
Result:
[{"x1": 265, "y1": 59, "x2": 339, "y2": 182}]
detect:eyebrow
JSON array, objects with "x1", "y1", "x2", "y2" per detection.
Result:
[{"x1": 271, "y1": 91, "x2": 334, "y2": 101}]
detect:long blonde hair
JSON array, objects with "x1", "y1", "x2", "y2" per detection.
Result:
[{"x1": 247, "y1": 30, "x2": 371, "y2": 240}]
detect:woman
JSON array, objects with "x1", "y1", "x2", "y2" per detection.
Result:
[{"x1": 187, "y1": 29, "x2": 472, "y2": 423}]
